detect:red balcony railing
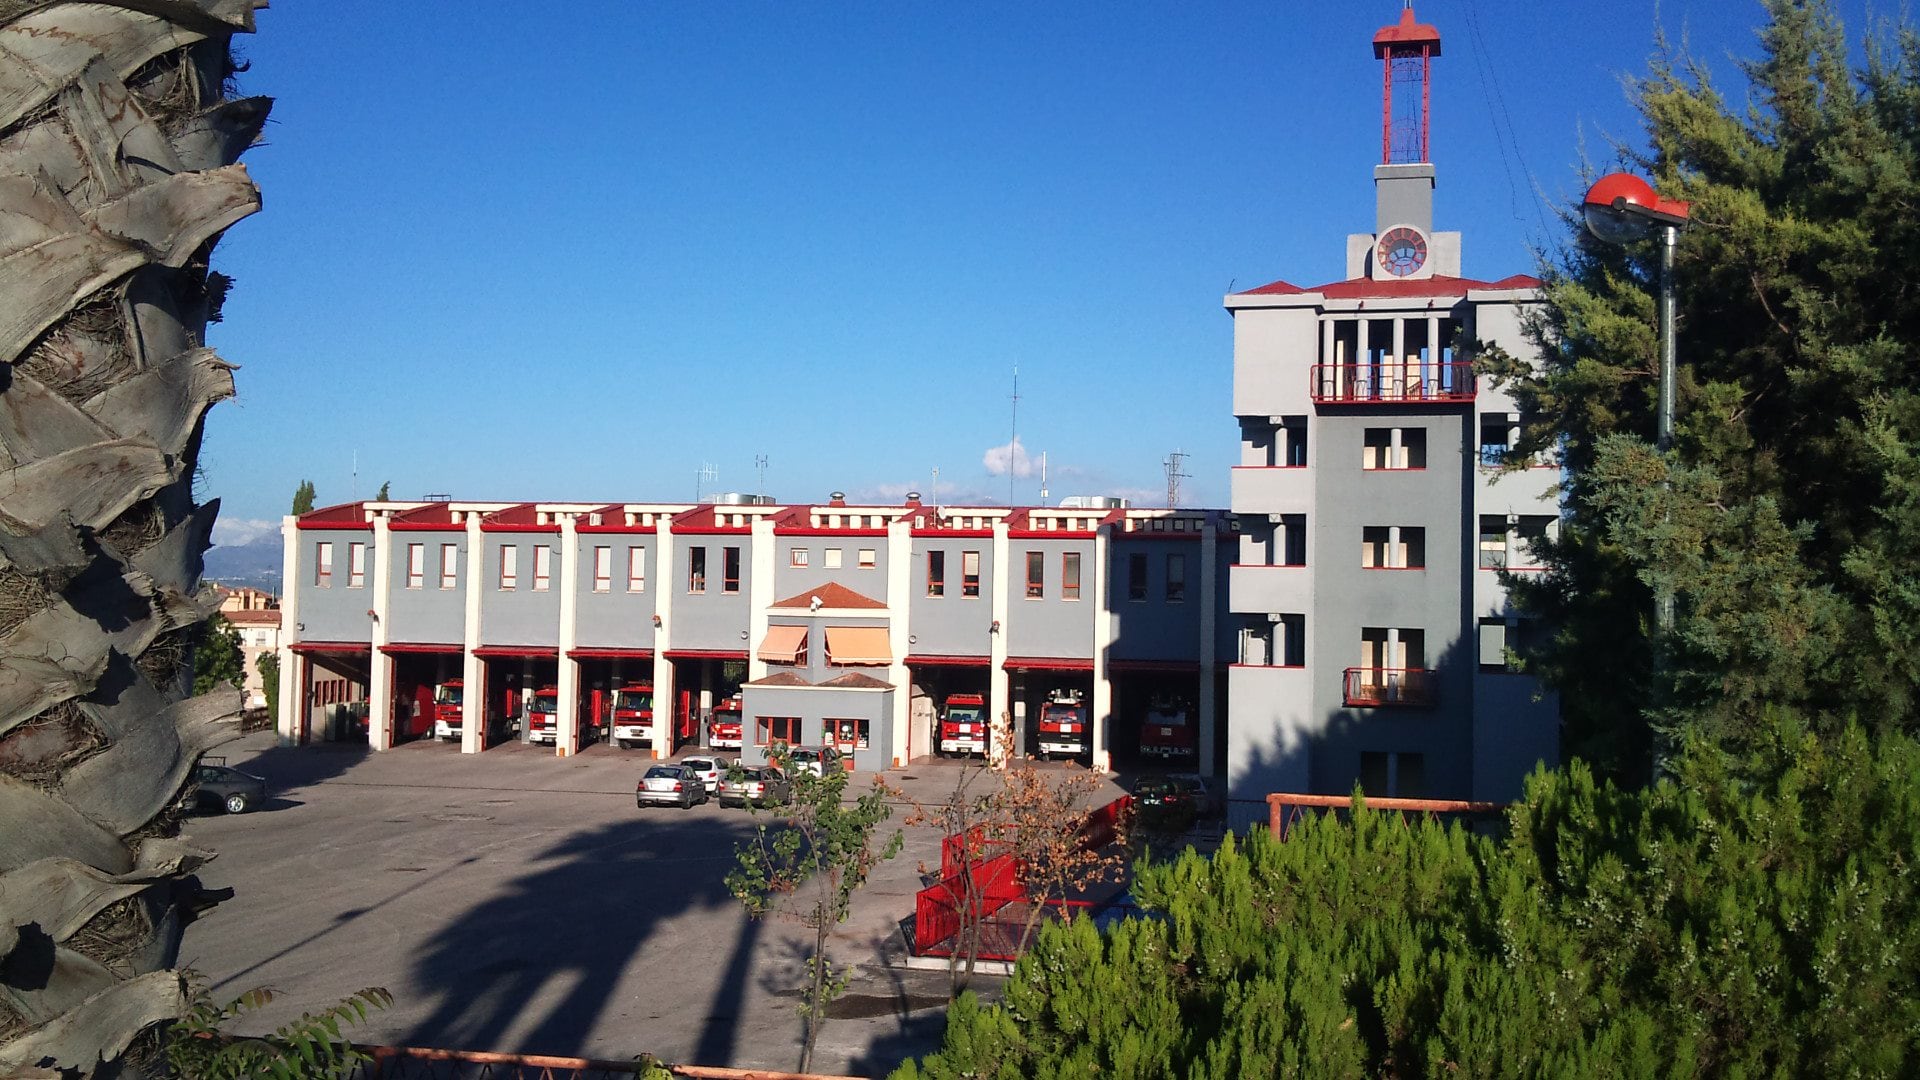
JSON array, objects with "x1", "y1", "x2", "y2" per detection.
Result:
[
  {"x1": 1310, "y1": 362, "x2": 1476, "y2": 404},
  {"x1": 1343, "y1": 667, "x2": 1437, "y2": 707}
]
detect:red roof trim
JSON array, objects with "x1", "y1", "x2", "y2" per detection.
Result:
[
  {"x1": 290, "y1": 640, "x2": 369, "y2": 654},
  {"x1": 1238, "y1": 277, "x2": 1307, "y2": 296},
  {"x1": 390, "y1": 521, "x2": 461, "y2": 533},
  {"x1": 472, "y1": 645, "x2": 558, "y2": 659},
  {"x1": 379, "y1": 643, "x2": 463, "y2": 655},
  {"x1": 905, "y1": 654, "x2": 991, "y2": 667},
  {"x1": 662, "y1": 649, "x2": 748, "y2": 662},
  {"x1": 1002, "y1": 656, "x2": 1094, "y2": 672},
  {"x1": 568, "y1": 647, "x2": 655, "y2": 659},
  {"x1": 1235, "y1": 273, "x2": 1542, "y2": 301},
  {"x1": 479, "y1": 522, "x2": 561, "y2": 535}
]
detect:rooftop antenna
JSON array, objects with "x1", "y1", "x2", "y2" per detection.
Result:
[
  {"x1": 695, "y1": 462, "x2": 718, "y2": 503},
  {"x1": 1163, "y1": 449, "x2": 1190, "y2": 508},
  {"x1": 1008, "y1": 365, "x2": 1020, "y2": 506},
  {"x1": 1040, "y1": 451, "x2": 1049, "y2": 505},
  {"x1": 930, "y1": 466, "x2": 939, "y2": 511},
  {"x1": 754, "y1": 454, "x2": 769, "y2": 498},
  {"x1": 351, "y1": 448, "x2": 358, "y2": 501}
]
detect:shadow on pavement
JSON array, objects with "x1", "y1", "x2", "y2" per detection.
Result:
[{"x1": 401, "y1": 813, "x2": 758, "y2": 1060}]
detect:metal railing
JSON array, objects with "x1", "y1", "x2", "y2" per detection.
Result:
[
  {"x1": 1342, "y1": 667, "x2": 1437, "y2": 707},
  {"x1": 1309, "y1": 361, "x2": 1476, "y2": 404},
  {"x1": 350, "y1": 1045, "x2": 864, "y2": 1080},
  {"x1": 1265, "y1": 793, "x2": 1507, "y2": 842}
]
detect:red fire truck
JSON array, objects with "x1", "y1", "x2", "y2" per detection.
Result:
[
  {"x1": 1037, "y1": 689, "x2": 1088, "y2": 760},
  {"x1": 709, "y1": 696, "x2": 743, "y2": 750},
  {"x1": 526, "y1": 686, "x2": 563, "y2": 746},
  {"x1": 1138, "y1": 695, "x2": 1195, "y2": 760},
  {"x1": 608, "y1": 683, "x2": 655, "y2": 749},
  {"x1": 430, "y1": 679, "x2": 464, "y2": 741},
  {"x1": 937, "y1": 693, "x2": 988, "y2": 757}
]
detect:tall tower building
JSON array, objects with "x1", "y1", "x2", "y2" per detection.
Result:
[{"x1": 1223, "y1": 3, "x2": 1559, "y2": 816}]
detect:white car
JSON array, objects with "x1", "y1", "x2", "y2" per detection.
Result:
[{"x1": 680, "y1": 755, "x2": 728, "y2": 795}]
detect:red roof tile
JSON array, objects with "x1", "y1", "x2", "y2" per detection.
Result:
[
  {"x1": 818, "y1": 672, "x2": 893, "y2": 690},
  {"x1": 771, "y1": 582, "x2": 887, "y2": 610},
  {"x1": 746, "y1": 671, "x2": 812, "y2": 687}
]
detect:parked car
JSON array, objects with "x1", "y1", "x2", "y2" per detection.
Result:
[
  {"x1": 1132, "y1": 774, "x2": 1217, "y2": 831},
  {"x1": 184, "y1": 760, "x2": 266, "y2": 815},
  {"x1": 783, "y1": 745, "x2": 843, "y2": 778},
  {"x1": 680, "y1": 755, "x2": 728, "y2": 795},
  {"x1": 636, "y1": 764, "x2": 707, "y2": 810},
  {"x1": 719, "y1": 765, "x2": 793, "y2": 808}
]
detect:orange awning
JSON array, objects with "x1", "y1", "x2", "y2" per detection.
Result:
[
  {"x1": 824, "y1": 626, "x2": 891, "y2": 666},
  {"x1": 756, "y1": 624, "x2": 809, "y2": 663}
]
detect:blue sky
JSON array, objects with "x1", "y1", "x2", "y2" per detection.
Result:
[{"x1": 203, "y1": 0, "x2": 1876, "y2": 546}]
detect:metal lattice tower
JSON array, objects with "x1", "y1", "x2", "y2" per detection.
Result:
[{"x1": 1163, "y1": 449, "x2": 1190, "y2": 508}]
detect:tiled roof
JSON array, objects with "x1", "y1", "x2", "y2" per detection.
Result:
[
  {"x1": 1237, "y1": 272, "x2": 1541, "y2": 300},
  {"x1": 818, "y1": 672, "x2": 893, "y2": 690},
  {"x1": 771, "y1": 582, "x2": 886, "y2": 610},
  {"x1": 746, "y1": 671, "x2": 811, "y2": 687}
]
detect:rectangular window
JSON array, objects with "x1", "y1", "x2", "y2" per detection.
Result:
[
  {"x1": 824, "y1": 548, "x2": 843, "y2": 569},
  {"x1": 1280, "y1": 515, "x2": 1307, "y2": 566},
  {"x1": 315, "y1": 542, "x2": 333, "y2": 587},
  {"x1": 440, "y1": 544, "x2": 458, "y2": 589},
  {"x1": 346, "y1": 542, "x2": 366, "y2": 588},
  {"x1": 1479, "y1": 617, "x2": 1510, "y2": 672},
  {"x1": 1401, "y1": 429, "x2": 1428, "y2": 468},
  {"x1": 593, "y1": 546, "x2": 612, "y2": 592},
  {"x1": 688, "y1": 546, "x2": 706, "y2": 593},
  {"x1": 1364, "y1": 428, "x2": 1429, "y2": 469},
  {"x1": 1279, "y1": 613, "x2": 1306, "y2": 667},
  {"x1": 406, "y1": 543, "x2": 424, "y2": 589},
  {"x1": 627, "y1": 547, "x2": 646, "y2": 592},
  {"x1": 927, "y1": 550, "x2": 946, "y2": 597},
  {"x1": 1403, "y1": 527, "x2": 1426, "y2": 568},
  {"x1": 1479, "y1": 516, "x2": 1508, "y2": 569},
  {"x1": 857, "y1": 548, "x2": 876, "y2": 568},
  {"x1": 1165, "y1": 554, "x2": 1186, "y2": 603},
  {"x1": 790, "y1": 548, "x2": 810, "y2": 568},
  {"x1": 756, "y1": 715, "x2": 800, "y2": 746},
  {"x1": 1128, "y1": 553, "x2": 1148, "y2": 601},
  {"x1": 1480, "y1": 413, "x2": 1514, "y2": 468},
  {"x1": 962, "y1": 551, "x2": 981, "y2": 598},
  {"x1": 532, "y1": 544, "x2": 551, "y2": 591},
  {"x1": 498, "y1": 545, "x2": 518, "y2": 590},
  {"x1": 1282, "y1": 418, "x2": 1308, "y2": 466},
  {"x1": 1363, "y1": 429, "x2": 1392, "y2": 470},
  {"x1": 1025, "y1": 551, "x2": 1044, "y2": 598},
  {"x1": 829, "y1": 717, "x2": 870, "y2": 750},
  {"x1": 1361, "y1": 527, "x2": 1390, "y2": 569},
  {"x1": 1062, "y1": 552, "x2": 1082, "y2": 600},
  {"x1": 1360, "y1": 751, "x2": 1427, "y2": 798},
  {"x1": 723, "y1": 546, "x2": 741, "y2": 593}
]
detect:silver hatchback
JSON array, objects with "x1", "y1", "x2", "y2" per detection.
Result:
[
  {"x1": 680, "y1": 755, "x2": 729, "y2": 795},
  {"x1": 636, "y1": 764, "x2": 708, "y2": 810}
]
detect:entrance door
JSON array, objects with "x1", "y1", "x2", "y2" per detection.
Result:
[{"x1": 830, "y1": 718, "x2": 864, "y2": 766}]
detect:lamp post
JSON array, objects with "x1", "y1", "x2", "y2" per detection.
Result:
[{"x1": 1582, "y1": 172, "x2": 1691, "y2": 632}]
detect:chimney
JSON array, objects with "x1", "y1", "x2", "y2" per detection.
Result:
[
  {"x1": 904, "y1": 491, "x2": 922, "y2": 508},
  {"x1": 829, "y1": 491, "x2": 847, "y2": 507}
]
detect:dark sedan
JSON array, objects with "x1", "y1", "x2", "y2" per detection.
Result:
[{"x1": 185, "y1": 761, "x2": 267, "y2": 814}]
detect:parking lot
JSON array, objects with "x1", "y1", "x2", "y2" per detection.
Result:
[{"x1": 180, "y1": 733, "x2": 1130, "y2": 1076}]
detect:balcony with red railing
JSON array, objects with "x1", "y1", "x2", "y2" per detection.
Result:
[
  {"x1": 1310, "y1": 362, "x2": 1476, "y2": 404},
  {"x1": 1343, "y1": 667, "x2": 1437, "y2": 707}
]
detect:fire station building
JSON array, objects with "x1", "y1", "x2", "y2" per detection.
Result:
[
  {"x1": 1221, "y1": 5, "x2": 1560, "y2": 812},
  {"x1": 275, "y1": 496, "x2": 1235, "y2": 775}
]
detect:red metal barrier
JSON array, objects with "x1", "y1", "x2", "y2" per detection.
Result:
[
  {"x1": 1265, "y1": 792, "x2": 1506, "y2": 840},
  {"x1": 354, "y1": 1045, "x2": 863, "y2": 1079}
]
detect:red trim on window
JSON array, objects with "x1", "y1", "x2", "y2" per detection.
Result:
[{"x1": 379, "y1": 643, "x2": 462, "y2": 655}]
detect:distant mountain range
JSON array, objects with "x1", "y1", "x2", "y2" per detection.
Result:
[{"x1": 203, "y1": 534, "x2": 283, "y2": 591}]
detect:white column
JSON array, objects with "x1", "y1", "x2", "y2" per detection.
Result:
[
  {"x1": 1428, "y1": 314, "x2": 1443, "y2": 391},
  {"x1": 651, "y1": 516, "x2": 676, "y2": 760},
  {"x1": 1197, "y1": 516, "x2": 1219, "y2": 777},
  {"x1": 461, "y1": 512, "x2": 485, "y2": 754},
  {"x1": 276, "y1": 515, "x2": 302, "y2": 746},
  {"x1": 885, "y1": 517, "x2": 912, "y2": 766},
  {"x1": 1090, "y1": 527, "x2": 1114, "y2": 774},
  {"x1": 1319, "y1": 317, "x2": 1335, "y2": 398},
  {"x1": 988, "y1": 519, "x2": 1011, "y2": 766},
  {"x1": 1391, "y1": 317, "x2": 1407, "y2": 397},
  {"x1": 367, "y1": 515, "x2": 394, "y2": 750},
  {"x1": 556, "y1": 514, "x2": 581, "y2": 757},
  {"x1": 748, "y1": 516, "x2": 774, "y2": 682}
]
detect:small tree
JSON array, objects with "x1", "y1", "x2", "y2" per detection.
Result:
[
  {"x1": 259, "y1": 652, "x2": 280, "y2": 724},
  {"x1": 165, "y1": 984, "x2": 391, "y2": 1080},
  {"x1": 903, "y1": 763, "x2": 999, "y2": 999},
  {"x1": 292, "y1": 480, "x2": 316, "y2": 515},
  {"x1": 193, "y1": 615, "x2": 247, "y2": 697},
  {"x1": 727, "y1": 766, "x2": 902, "y2": 1073},
  {"x1": 997, "y1": 764, "x2": 1130, "y2": 955},
  {"x1": 374, "y1": 480, "x2": 390, "y2": 501}
]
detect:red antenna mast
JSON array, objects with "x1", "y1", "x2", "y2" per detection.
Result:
[{"x1": 1373, "y1": 2, "x2": 1442, "y2": 165}]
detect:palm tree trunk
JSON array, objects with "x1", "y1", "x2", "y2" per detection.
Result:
[{"x1": 0, "y1": 2, "x2": 268, "y2": 1075}]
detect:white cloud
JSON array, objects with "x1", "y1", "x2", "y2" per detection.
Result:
[
  {"x1": 982, "y1": 437, "x2": 1036, "y2": 479},
  {"x1": 211, "y1": 518, "x2": 279, "y2": 547}
]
